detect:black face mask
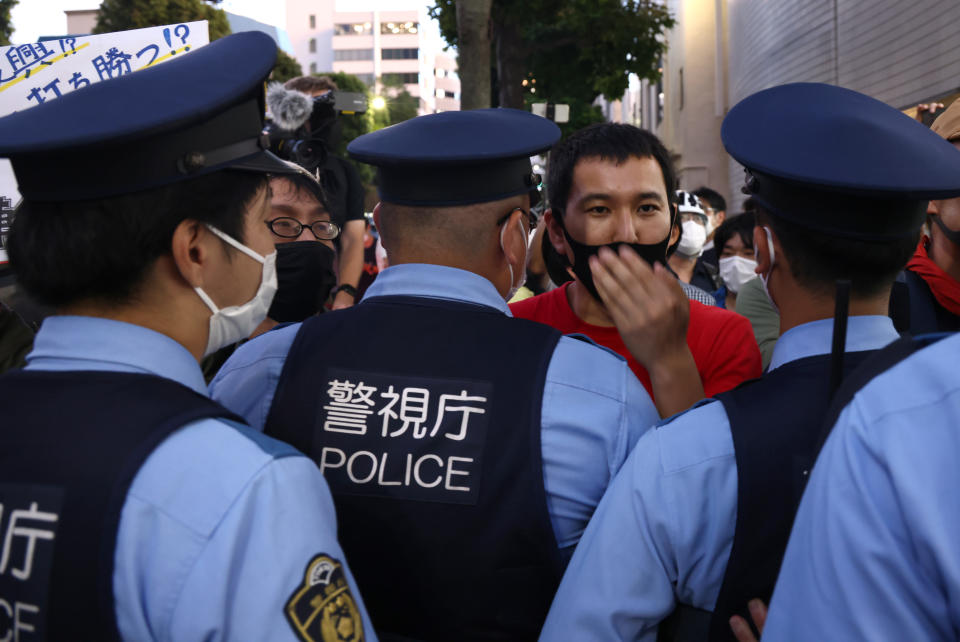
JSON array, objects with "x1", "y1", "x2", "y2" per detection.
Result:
[
  {"x1": 932, "y1": 213, "x2": 960, "y2": 246},
  {"x1": 558, "y1": 219, "x2": 673, "y2": 302},
  {"x1": 268, "y1": 241, "x2": 337, "y2": 322}
]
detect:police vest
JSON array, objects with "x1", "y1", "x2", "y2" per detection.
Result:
[
  {"x1": 661, "y1": 350, "x2": 877, "y2": 642},
  {"x1": 266, "y1": 295, "x2": 563, "y2": 641},
  {"x1": 0, "y1": 370, "x2": 244, "y2": 641},
  {"x1": 889, "y1": 269, "x2": 960, "y2": 334}
]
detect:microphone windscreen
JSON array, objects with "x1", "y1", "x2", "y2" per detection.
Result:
[{"x1": 267, "y1": 83, "x2": 314, "y2": 131}]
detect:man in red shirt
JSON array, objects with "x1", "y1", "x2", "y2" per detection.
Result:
[{"x1": 511, "y1": 124, "x2": 760, "y2": 416}]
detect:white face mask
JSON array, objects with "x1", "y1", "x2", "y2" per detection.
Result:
[
  {"x1": 677, "y1": 220, "x2": 707, "y2": 258},
  {"x1": 500, "y1": 216, "x2": 528, "y2": 301},
  {"x1": 719, "y1": 255, "x2": 757, "y2": 294},
  {"x1": 759, "y1": 226, "x2": 779, "y2": 314},
  {"x1": 194, "y1": 224, "x2": 278, "y2": 357}
]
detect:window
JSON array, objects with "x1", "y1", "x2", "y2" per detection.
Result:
[
  {"x1": 381, "y1": 48, "x2": 418, "y2": 60},
  {"x1": 309, "y1": 14, "x2": 316, "y2": 29},
  {"x1": 355, "y1": 73, "x2": 375, "y2": 86},
  {"x1": 382, "y1": 72, "x2": 419, "y2": 85},
  {"x1": 309, "y1": 38, "x2": 316, "y2": 53},
  {"x1": 310, "y1": 62, "x2": 317, "y2": 74},
  {"x1": 334, "y1": 49, "x2": 374, "y2": 61},
  {"x1": 335, "y1": 22, "x2": 372, "y2": 35},
  {"x1": 380, "y1": 21, "x2": 419, "y2": 35}
]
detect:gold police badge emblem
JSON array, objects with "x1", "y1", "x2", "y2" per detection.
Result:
[{"x1": 285, "y1": 554, "x2": 365, "y2": 642}]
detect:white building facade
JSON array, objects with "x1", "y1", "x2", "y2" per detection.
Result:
[{"x1": 285, "y1": 1, "x2": 460, "y2": 113}]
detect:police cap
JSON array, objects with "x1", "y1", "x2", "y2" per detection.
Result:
[
  {"x1": 722, "y1": 82, "x2": 960, "y2": 241},
  {"x1": 347, "y1": 108, "x2": 560, "y2": 207},
  {"x1": 0, "y1": 31, "x2": 296, "y2": 202}
]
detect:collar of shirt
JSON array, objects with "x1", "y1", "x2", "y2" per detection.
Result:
[
  {"x1": 361, "y1": 263, "x2": 512, "y2": 316},
  {"x1": 25, "y1": 315, "x2": 208, "y2": 395},
  {"x1": 768, "y1": 315, "x2": 898, "y2": 372}
]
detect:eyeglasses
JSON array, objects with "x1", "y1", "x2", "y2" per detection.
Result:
[
  {"x1": 679, "y1": 211, "x2": 708, "y2": 227},
  {"x1": 266, "y1": 216, "x2": 340, "y2": 240},
  {"x1": 495, "y1": 207, "x2": 539, "y2": 232}
]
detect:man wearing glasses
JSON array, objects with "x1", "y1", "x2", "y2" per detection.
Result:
[
  {"x1": 210, "y1": 108, "x2": 660, "y2": 640},
  {"x1": 262, "y1": 171, "x2": 340, "y2": 328},
  {"x1": 201, "y1": 168, "x2": 342, "y2": 380}
]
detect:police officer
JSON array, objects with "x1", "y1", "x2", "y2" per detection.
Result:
[
  {"x1": 538, "y1": 82, "x2": 960, "y2": 641},
  {"x1": 764, "y1": 108, "x2": 960, "y2": 640},
  {"x1": 210, "y1": 108, "x2": 660, "y2": 640},
  {"x1": 0, "y1": 33, "x2": 372, "y2": 641}
]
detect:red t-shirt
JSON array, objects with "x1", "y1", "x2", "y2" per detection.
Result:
[{"x1": 510, "y1": 283, "x2": 762, "y2": 399}]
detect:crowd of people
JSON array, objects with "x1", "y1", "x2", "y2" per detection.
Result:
[{"x1": 3, "y1": 31, "x2": 960, "y2": 641}]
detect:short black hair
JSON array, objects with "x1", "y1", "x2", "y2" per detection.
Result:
[
  {"x1": 692, "y1": 186, "x2": 726, "y2": 213},
  {"x1": 758, "y1": 208, "x2": 919, "y2": 299},
  {"x1": 715, "y1": 212, "x2": 756, "y2": 256},
  {"x1": 271, "y1": 172, "x2": 329, "y2": 212},
  {"x1": 547, "y1": 123, "x2": 677, "y2": 219},
  {"x1": 9, "y1": 170, "x2": 267, "y2": 308}
]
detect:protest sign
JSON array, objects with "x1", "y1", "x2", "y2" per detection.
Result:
[{"x1": 0, "y1": 22, "x2": 210, "y2": 264}]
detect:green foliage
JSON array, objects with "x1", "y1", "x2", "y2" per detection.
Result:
[
  {"x1": 271, "y1": 49, "x2": 302, "y2": 84},
  {"x1": 428, "y1": 0, "x2": 674, "y2": 106},
  {"x1": 0, "y1": 0, "x2": 17, "y2": 46},
  {"x1": 384, "y1": 89, "x2": 419, "y2": 127},
  {"x1": 94, "y1": 0, "x2": 231, "y2": 40},
  {"x1": 375, "y1": 74, "x2": 419, "y2": 128}
]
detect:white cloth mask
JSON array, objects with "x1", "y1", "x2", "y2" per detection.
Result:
[
  {"x1": 195, "y1": 224, "x2": 278, "y2": 357},
  {"x1": 677, "y1": 220, "x2": 707, "y2": 258},
  {"x1": 500, "y1": 216, "x2": 528, "y2": 301},
  {"x1": 759, "y1": 226, "x2": 780, "y2": 314},
  {"x1": 719, "y1": 255, "x2": 758, "y2": 294}
]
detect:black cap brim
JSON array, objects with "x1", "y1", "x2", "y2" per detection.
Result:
[{"x1": 228, "y1": 150, "x2": 301, "y2": 176}]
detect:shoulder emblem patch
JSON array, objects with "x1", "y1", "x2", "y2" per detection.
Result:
[{"x1": 285, "y1": 554, "x2": 365, "y2": 642}]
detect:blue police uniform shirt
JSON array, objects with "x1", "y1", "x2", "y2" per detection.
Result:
[
  {"x1": 538, "y1": 315, "x2": 898, "y2": 641},
  {"x1": 23, "y1": 315, "x2": 375, "y2": 641},
  {"x1": 209, "y1": 263, "x2": 659, "y2": 551},
  {"x1": 764, "y1": 330, "x2": 960, "y2": 640}
]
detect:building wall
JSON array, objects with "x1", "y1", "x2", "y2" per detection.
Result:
[
  {"x1": 286, "y1": 0, "x2": 335, "y2": 74},
  {"x1": 64, "y1": 10, "x2": 98, "y2": 36},
  {"x1": 433, "y1": 51, "x2": 461, "y2": 112},
  {"x1": 658, "y1": 0, "x2": 730, "y2": 201},
  {"x1": 725, "y1": 0, "x2": 960, "y2": 208},
  {"x1": 286, "y1": 1, "x2": 458, "y2": 113}
]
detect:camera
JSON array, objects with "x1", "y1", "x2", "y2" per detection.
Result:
[{"x1": 265, "y1": 86, "x2": 368, "y2": 171}]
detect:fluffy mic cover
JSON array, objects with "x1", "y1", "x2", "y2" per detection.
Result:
[{"x1": 267, "y1": 83, "x2": 314, "y2": 131}]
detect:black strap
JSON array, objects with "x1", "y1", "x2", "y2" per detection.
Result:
[
  {"x1": 888, "y1": 273, "x2": 911, "y2": 333},
  {"x1": 828, "y1": 280, "x2": 851, "y2": 400},
  {"x1": 658, "y1": 604, "x2": 713, "y2": 642}
]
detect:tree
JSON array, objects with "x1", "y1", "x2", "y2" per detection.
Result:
[
  {"x1": 271, "y1": 49, "x2": 302, "y2": 84},
  {"x1": 429, "y1": 0, "x2": 674, "y2": 125},
  {"x1": 376, "y1": 74, "x2": 419, "y2": 128},
  {"x1": 0, "y1": 0, "x2": 17, "y2": 46},
  {"x1": 94, "y1": 0, "x2": 231, "y2": 40},
  {"x1": 453, "y1": 0, "x2": 493, "y2": 109}
]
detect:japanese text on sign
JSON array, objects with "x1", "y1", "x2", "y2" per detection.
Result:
[
  {"x1": 316, "y1": 369, "x2": 493, "y2": 505},
  {"x1": 0, "y1": 22, "x2": 210, "y2": 265},
  {"x1": 0, "y1": 484, "x2": 63, "y2": 641}
]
